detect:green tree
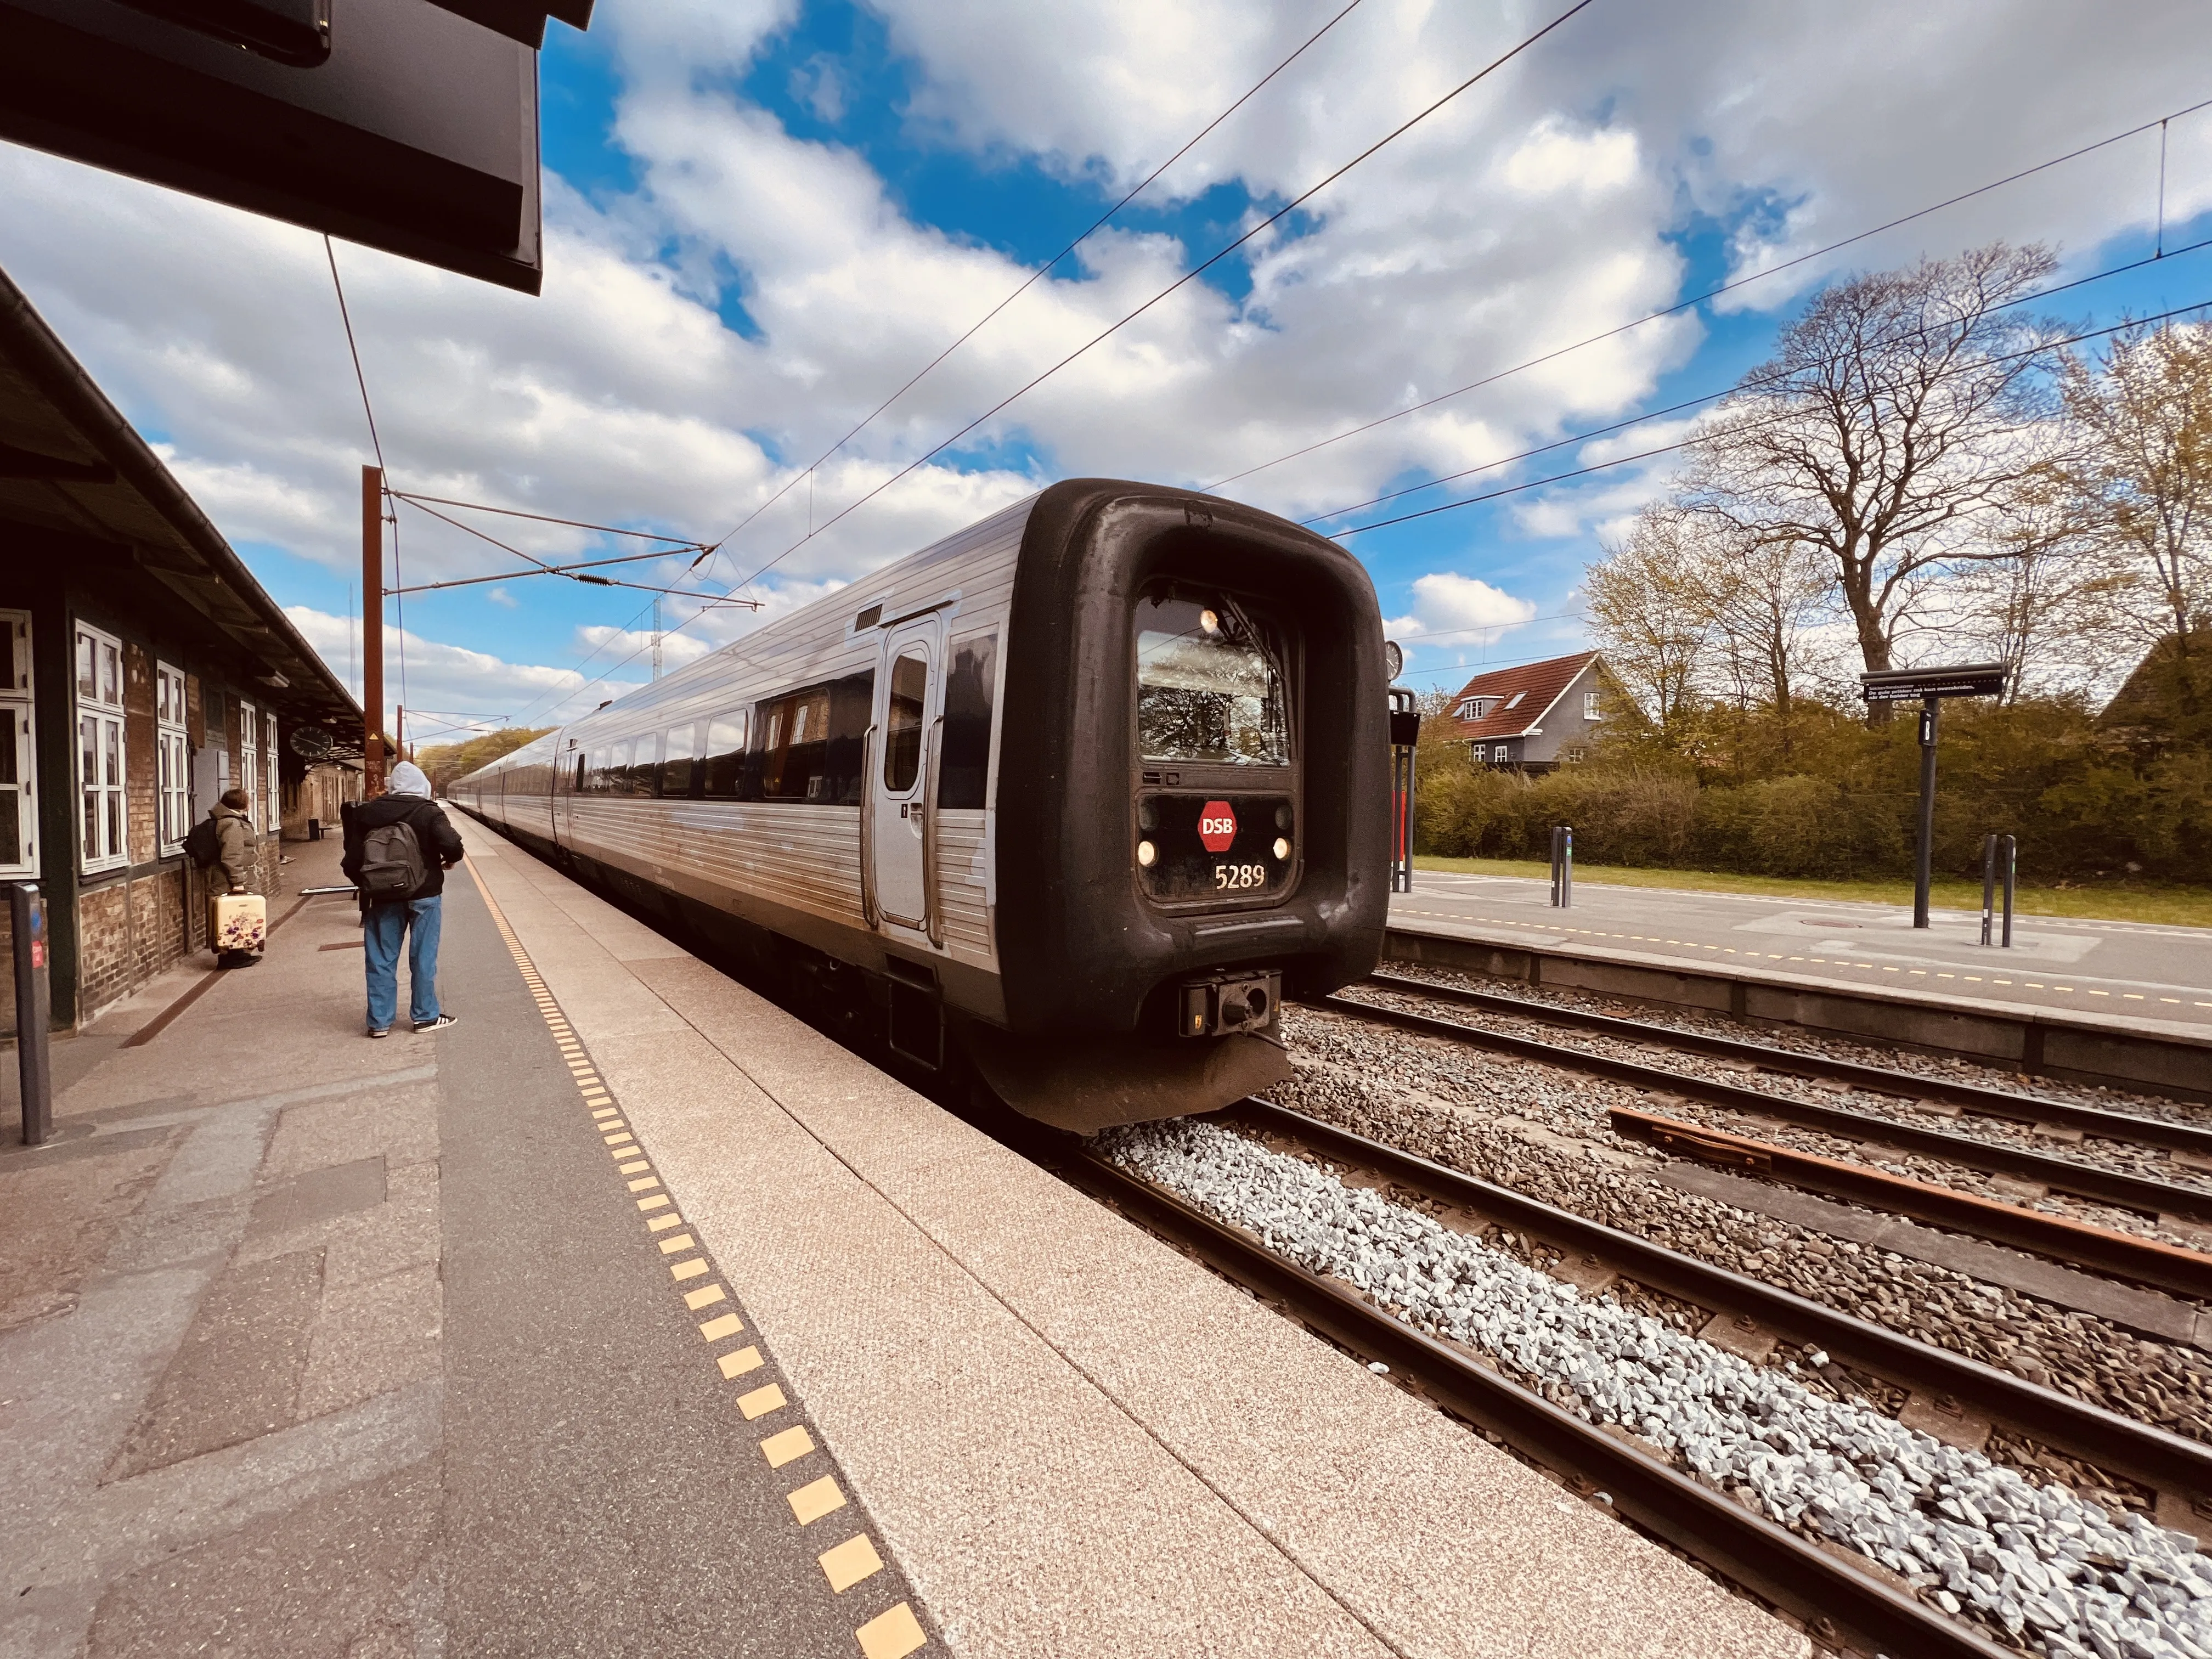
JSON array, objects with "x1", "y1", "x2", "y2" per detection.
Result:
[{"x1": 414, "y1": 727, "x2": 553, "y2": 795}]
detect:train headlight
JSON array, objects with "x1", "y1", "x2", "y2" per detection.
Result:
[
  {"x1": 1199, "y1": 607, "x2": 1221, "y2": 635},
  {"x1": 1272, "y1": 837, "x2": 1290, "y2": 860},
  {"x1": 1137, "y1": 839, "x2": 1158, "y2": 868}
]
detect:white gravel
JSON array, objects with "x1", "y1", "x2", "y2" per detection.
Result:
[{"x1": 1102, "y1": 1116, "x2": 2212, "y2": 1659}]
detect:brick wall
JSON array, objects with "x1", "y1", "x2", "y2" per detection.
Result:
[
  {"x1": 77, "y1": 880, "x2": 132, "y2": 1016},
  {"x1": 124, "y1": 643, "x2": 156, "y2": 865}
]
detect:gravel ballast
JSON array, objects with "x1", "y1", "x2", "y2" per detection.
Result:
[
  {"x1": 1102, "y1": 1116, "x2": 2212, "y2": 1659},
  {"x1": 1277, "y1": 1006, "x2": 2212, "y2": 1450}
]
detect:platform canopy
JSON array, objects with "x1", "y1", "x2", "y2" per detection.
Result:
[
  {"x1": 0, "y1": 263, "x2": 360, "y2": 744},
  {"x1": 0, "y1": 0, "x2": 595, "y2": 293}
]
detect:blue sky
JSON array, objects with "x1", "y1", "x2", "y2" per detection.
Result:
[{"x1": 2, "y1": 0, "x2": 2209, "y2": 736}]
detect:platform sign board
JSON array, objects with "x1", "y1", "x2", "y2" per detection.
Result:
[
  {"x1": 0, "y1": 0, "x2": 594, "y2": 293},
  {"x1": 1858, "y1": 663, "x2": 2008, "y2": 703},
  {"x1": 1858, "y1": 663, "x2": 2009, "y2": 930}
]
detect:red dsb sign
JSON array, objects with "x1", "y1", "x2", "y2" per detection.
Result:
[{"x1": 1197, "y1": 800, "x2": 1238, "y2": 853}]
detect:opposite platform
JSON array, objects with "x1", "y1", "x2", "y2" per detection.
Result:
[{"x1": 454, "y1": 812, "x2": 1807, "y2": 1658}]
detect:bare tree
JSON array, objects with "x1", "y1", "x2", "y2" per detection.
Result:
[
  {"x1": 1695, "y1": 529, "x2": 1835, "y2": 719},
  {"x1": 1584, "y1": 505, "x2": 1713, "y2": 731},
  {"x1": 1680, "y1": 243, "x2": 2064, "y2": 704},
  {"x1": 2061, "y1": 320, "x2": 2212, "y2": 708}
]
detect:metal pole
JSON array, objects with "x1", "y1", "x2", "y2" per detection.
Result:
[
  {"x1": 1550, "y1": 826, "x2": 1562, "y2": 907},
  {"x1": 10, "y1": 883, "x2": 52, "y2": 1147},
  {"x1": 1561, "y1": 825, "x2": 1573, "y2": 909},
  {"x1": 1914, "y1": 695, "x2": 1939, "y2": 929},
  {"x1": 2001, "y1": 833, "x2": 2017, "y2": 949},
  {"x1": 362, "y1": 464, "x2": 385, "y2": 798},
  {"x1": 1990, "y1": 832, "x2": 2008, "y2": 946}
]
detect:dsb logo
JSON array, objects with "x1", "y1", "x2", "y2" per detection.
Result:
[{"x1": 1197, "y1": 800, "x2": 1238, "y2": 853}]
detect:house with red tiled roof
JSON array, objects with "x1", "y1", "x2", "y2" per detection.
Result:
[{"x1": 1436, "y1": 650, "x2": 1610, "y2": 771}]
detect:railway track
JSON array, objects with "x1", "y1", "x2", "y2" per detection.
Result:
[
  {"x1": 1321, "y1": 980, "x2": 2212, "y2": 1302},
  {"x1": 1368, "y1": 971, "x2": 2212, "y2": 1155},
  {"x1": 1043, "y1": 1099, "x2": 2212, "y2": 1659}
]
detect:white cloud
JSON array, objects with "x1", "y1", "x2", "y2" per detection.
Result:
[
  {"x1": 283, "y1": 606, "x2": 593, "y2": 727},
  {"x1": 1384, "y1": 572, "x2": 1538, "y2": 651}
]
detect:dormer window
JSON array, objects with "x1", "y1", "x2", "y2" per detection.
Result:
[
  {"x1": 1459, "y1": 696, "x2": 1498, "y2": 719},
  {"x1": 1502, "y1": 691, "x2": 1525, "y2": 710}
]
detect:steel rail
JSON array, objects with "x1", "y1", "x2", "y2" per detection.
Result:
[
  {"x1": 1368, "y1": 971, "x2": 2212, "y2": 1158},
  {"x1": 1321, "y1": 991, "x2": 2212, "y2": 1227},
  {"x1": 1220, "y1": 1098, "x2": 2212, "y2": 1499},
  {"x1": 1053, "y1": 1121, "x2": 2016, "y2": 1659}
]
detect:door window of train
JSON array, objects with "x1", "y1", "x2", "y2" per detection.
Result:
[
  {"x1": 1135, "y1": 594, "x2": 1289, "y2": 765},
  {"x1": 701, "y1": 712, "x2": 747, "y2": 798},
  {"x1": 883, "y1": 648, "x2": 927, "y2": 793},
  {"x1": 939, "y1": 631, "x2": 996, "y2": 809},
  {"x1": 661, "y1": 721, "x2": 699, "y2": 798}
]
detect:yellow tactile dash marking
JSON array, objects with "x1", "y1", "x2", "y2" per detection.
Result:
[
  {"x1": 787, "y1": 1475, "x2": 847, "y2": 1525},
  {"x1": 819, "y1": 1535, "x2": 885, "y2": 1593},
  {"x1": 459, "y1": 847, "x2": 927, "y2": 1654},
  {"x1": 856, "y1": 1604, "x2": 927, "y2": 1659},
  {"x1": 736, "y1": 1383, "x2": 786, "y2": 1419}
]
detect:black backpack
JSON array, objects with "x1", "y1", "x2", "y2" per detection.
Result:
[
  {"x1": 358, "y1": 817, "x2": 427, "y2": 901},
  {"x1": 183, "y1": 816, "x2": 223, "y2": 868}
]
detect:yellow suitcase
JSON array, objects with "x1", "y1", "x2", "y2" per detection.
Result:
[{"x1": 211, "y1": 891, "x2": 267, "y2": 955}]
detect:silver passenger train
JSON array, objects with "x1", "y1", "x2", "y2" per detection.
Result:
[{"x1": 449, "y1": 478, "x2": 1390, "y2": 1128}]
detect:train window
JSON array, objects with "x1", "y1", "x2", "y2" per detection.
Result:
[
  {"x1": 661, "y1": 721, "x2": 699, "y2": 798},
  {"x1": 753, "y1": 672, "x2": 872, "y2": 804},
  {"x1": 583, "y1": 748, "x2": 609, "y2": 793},
  {"x1": 702, "y1": 712, "x2": 747, "y2": 798},
  {"x1": 939, "y1": 632, "x2": 996, "y2": 809},
  {"x1": 1135, "y1": 594, "x2": 1289, "y2": 765},
  {"x1": 573, "y1": 754, "x2": 585, "y2": 793},
  {"x1": 760, "y1": 689, "x2": 831, "y2": 800},
  {"x1": 606, "y1": 737, "x2": 635, "y2": 795},
  {"x1": 883, "y1": 649, "x2": 927, "y2": 793}
]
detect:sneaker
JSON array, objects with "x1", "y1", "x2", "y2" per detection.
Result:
[
  {"x1": 368, "y1": 1027, "x2": 391, "y2": 1039},
  {"x1": 413, "y1": 1014, "x2": 459, "y2": 1033}
]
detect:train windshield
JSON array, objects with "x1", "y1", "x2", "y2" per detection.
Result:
[{"x1": 1135, "y1": 594, "x2": 1289, "y2": 765}]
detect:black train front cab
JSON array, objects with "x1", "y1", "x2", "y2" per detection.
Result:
[{"x1": 967, "y1": 478, "x2": 1391, "y2": 1128}]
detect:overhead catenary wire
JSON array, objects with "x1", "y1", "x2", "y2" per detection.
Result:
[
  {"x1": 1299, "y1": 230, "x2": 2212, "y2": 530},
  {"x1": 691, "y1": 0, "x2": 1374, "y2": 575},
  {"x1": 325, "y1": 233, "x2": 406, "y2": 710},
  {"x1": 709, "y1": 0, "x2": 1599, "y2": 598},
  {"x1": 390, "y1": 496, "x2": 758, "y2": 605},
  {"x1": 1330, "y1": 294, "x2": 2212, "y2": 540},
  {"x1": 1205, "y1": 93, "x2": 2212, "y2": 494}
]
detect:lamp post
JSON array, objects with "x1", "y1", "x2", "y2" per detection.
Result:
[{"x1": 1859, "y1": 664, "x2": 2007, "y2": 929}]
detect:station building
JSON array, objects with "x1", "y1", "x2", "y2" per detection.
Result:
[{"x1": 0, "y1": 264, "x2": 360, "y2": 1034}]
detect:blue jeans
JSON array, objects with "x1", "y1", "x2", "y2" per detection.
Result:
[{"x1": 363, "y1": 896, "x2": 442, "y2": 1030}]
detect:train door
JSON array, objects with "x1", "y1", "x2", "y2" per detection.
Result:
[{"x1": 870, "y1": 618, "x2": 941, "y2": 933}]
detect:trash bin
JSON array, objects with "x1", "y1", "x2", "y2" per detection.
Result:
[{"x1": 307, "y1": 818, "x2": 322, "y2": 840}]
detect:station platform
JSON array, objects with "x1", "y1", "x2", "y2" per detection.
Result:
[
  {"x1": 1, "y1": 817, "x2": 1807, "y2": 1659},
  {"x1": 1391, "y1": 869, "x2": 2212, "y2": 1039}
]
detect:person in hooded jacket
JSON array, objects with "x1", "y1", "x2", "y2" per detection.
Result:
[
  {"x1": 342, "y1": 760, "x2": 467, "y2": 1038},
  {"x1": 209, "y1": 787, "x2": 261, "y2": 969}
]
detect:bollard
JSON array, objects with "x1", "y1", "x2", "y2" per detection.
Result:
[
  {"x1": 1990, "y1": 832, "x2": 2008, "y2": 946},
  {"x1": 9, "y1": 883, "x2": 52, "y2": 1147},
  {"x1": 1980, "y1": 834, "x2": 2019, "y2": 948},
  {"x1": 1550, "y1": 825, "x2": 1573, "y2": 909},
  {"x1": 2000, "y1": 833, "x2": 2016, "y2": 949}
]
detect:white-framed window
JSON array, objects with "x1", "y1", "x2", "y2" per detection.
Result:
[
  {"x1": 75, "y1": 622, "x2": 127, "y2": 873},
  {"x1": 1583, "y1": 689, "x2": 1602, "y2": 720},
  {"x1": 156, "y1": 661, "x2": 189, "y2": 854},
  {"x1": 238, "y1": 698, "x2": 258, "y2": 828},
  {"x1": 1493, "y1": 743, "x2": 1511, "y2": 764},
  {"x1": 263, "y1": 712, "x2": 280, "y2": 833},
  {"x1": 0, "y1": 611, "x2": 35, "y2": 878}
]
